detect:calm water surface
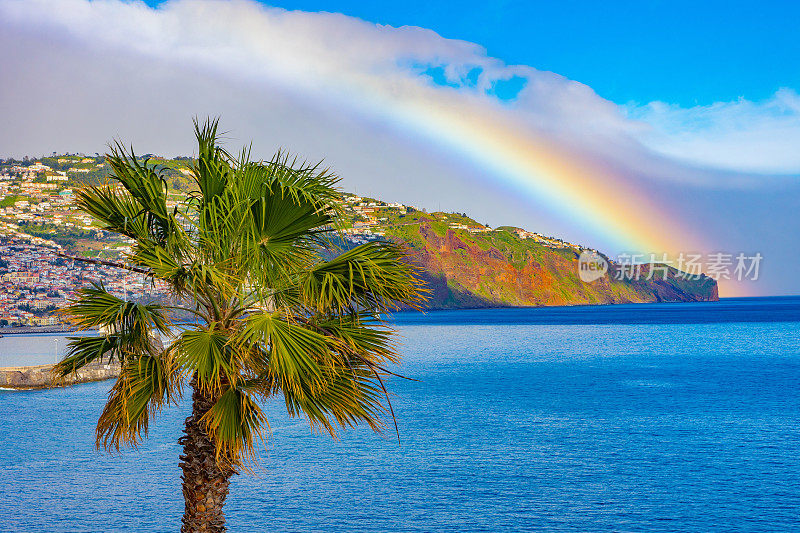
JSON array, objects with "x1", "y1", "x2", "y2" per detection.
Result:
[
  {"x1": 0, "y1": 333, "x2": 72, "y2": 367},
  {"x1": 1, "y1": 297, "x2": 799, "y2": 532}
]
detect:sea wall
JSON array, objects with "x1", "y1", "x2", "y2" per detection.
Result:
[
  {"x1": 0, "y1": 325, "x2": 77, "y2": 335},
  {"x1": 0, "y1": 359, "x2": 120, "y2": 390}
]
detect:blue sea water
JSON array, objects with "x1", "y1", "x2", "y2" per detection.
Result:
[{"x1": 1, "y1": 297, "x2": 799, "y2": 532}]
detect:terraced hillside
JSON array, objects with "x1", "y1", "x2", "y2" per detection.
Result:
[{"x1": 371, "y1": 211, "x2": 718, "y2": 309}]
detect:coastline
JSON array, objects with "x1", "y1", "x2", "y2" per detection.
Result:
[
  {"x1": 389, "y1": 296, "x2": 800, "y2": 325},
  {"x1": 421, "y1": 297, "x2": 723, "y2": 312},
  {"x1": 2, "y1": 297, "x2": 796, "y2": 387},
  {"x1": 0, "y1": 297, "x2": 773, "y2": 335},
  {"x1": 0, "y1": 298, "x2": 708, "y2": 336},
  {"x1": 0, "y1": 325, "x2": 78, "y2": 335},
  {"x1": 0, "y1": 326, "x2": 98, "y2": 336}
]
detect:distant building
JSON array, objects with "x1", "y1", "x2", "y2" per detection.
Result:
[{"x1": 2, "y1": 272, "x2": 39, "y2": 284}]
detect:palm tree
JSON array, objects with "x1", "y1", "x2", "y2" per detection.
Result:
[{"x1": 53, "y1": 119, "x2": 426, "y2": 532}]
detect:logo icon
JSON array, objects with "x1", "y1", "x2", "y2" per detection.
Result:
[{"x1": 578, "y1": 250, "x2": 608, "y2": 282}]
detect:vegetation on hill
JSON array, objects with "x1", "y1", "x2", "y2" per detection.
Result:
[
  {"x1": 2, "y1": 152, "x2": 717, "y2": 308},
  {"x1": 372, "y1": 211, "x2": 717, "y2": 308}
]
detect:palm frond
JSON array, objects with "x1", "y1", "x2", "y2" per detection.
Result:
[
  {"x1": 128, "y1": 243, "x2": 232, "y2": 303},
  {"x1": 74, "y1": 184, "x2": 149, "y2": 241},
  {"x1": 192, "y1": 117, "x2": 232, "y2": 204},
  {"x1": 200, "y1": 386, "x2": 267, "y2": 467},
  {"x1": 64, "y1": 282, "x2": 169, "y2": 335},
  {"x1": 281, "y1": 365, "x2": 387, "y2": 437},
  {"x1": 105, "y1": 142, "x2": 175, "y2": 245},
  {"x1": 312, "y1": 313, "x2": 400, "y2": 366},
  {"x1": 96, "y1": 348, "x2": 182, "y2": 451},
  {"x1": 52, "y1": 335, "x2": 121, "y2": 378},
  {"x1": 241, "y1": 313, "x2": 334, "y2": 394},
  {"x1": 176, "y1": 325, "x2": 236, "y2": 395},
  {"x1": 300, "y1": 240, "x2": 426, "y2": 313}
]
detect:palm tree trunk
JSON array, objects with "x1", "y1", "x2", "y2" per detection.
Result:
[{"x1": 179, "y1": 379, "x2": 235, "y2": 533}]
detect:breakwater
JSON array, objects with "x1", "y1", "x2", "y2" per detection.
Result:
[
  {"x1": 0, "y1": 359, "x2": 120, "y2": 389},
  {"x1": 0, "y1": 325, "x2": 76, "y2": 335}
]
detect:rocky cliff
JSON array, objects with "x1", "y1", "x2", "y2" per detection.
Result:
[{"x1": 381, "y1": 217, "x2": 717, "y2": 309}]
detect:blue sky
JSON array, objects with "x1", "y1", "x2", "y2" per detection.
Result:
[{"x1": 144, "y1": 0, "x2": 800, "y2": 106}]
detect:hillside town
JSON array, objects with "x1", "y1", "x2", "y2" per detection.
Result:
[
  {"x1": 0, "y1": 238, "x2": 159, "y2": 327},
  {"x1": 0, "y1": 155, "x2": 174, "y2": 327},
  {"x1": 0, "y1": 154, "x2": 591, "y2": 327}
]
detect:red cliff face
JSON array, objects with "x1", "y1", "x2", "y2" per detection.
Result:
[{"x1": 397, "y1": 221, "x2": 718, "y2": 309}]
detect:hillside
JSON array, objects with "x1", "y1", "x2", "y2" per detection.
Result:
[
  {"x1": 338, "y1": 198, "x2": 718, "y2": 309},
  {"x1": 1, "y1": 155, "x2": 718, "y2": 317}
]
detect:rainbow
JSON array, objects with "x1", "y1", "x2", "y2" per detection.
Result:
[
  {"x1": 335, "y1": 76, "x2": 706, "y2": 257},
  {"x1": 324, "y1": 75, "x2": 745, "y2": 294},
  {"x1": 8, "y1": 0, "x2": 727, "y2": 290}
]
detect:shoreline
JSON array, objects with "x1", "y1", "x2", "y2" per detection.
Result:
[
  {"x1": 0, "y1": 297, "x2": 788, "y2": 336},
  {"x1": 0, "y1": 326, "x2": 97, "y2": 336},
  {"x1": 0, "y1": 325, "x2": 76, "y2": 335}
]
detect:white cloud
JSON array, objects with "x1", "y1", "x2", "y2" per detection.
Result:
[
  {"x1": 629, "y1": 88, "x2": 800, "y2": 175},
  {"x1": 2, "y1": 0, "x2": 798, "y2": 180}
]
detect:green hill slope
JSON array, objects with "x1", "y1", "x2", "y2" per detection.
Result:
[{"x1": 366, "y1": 210, "x2": 717, "y2": 309}]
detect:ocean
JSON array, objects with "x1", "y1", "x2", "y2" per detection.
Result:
[{"x1": 1, "y1": 297, "x2": 799, "y2": 532}]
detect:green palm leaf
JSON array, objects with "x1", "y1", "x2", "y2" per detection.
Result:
[
  {"x1": 96, "y1": 349, "x2": 180, "y2": 451},
  {"x1": 281, "y1": 366, "x2": 386, "y2": 436},
  {"x1": 53, "y1": 335, "x2": 122, "y2": 378},
  {"x1": 75, "y1": 184, "x2": 149, "y2": 241},
  {"x1": 301, "y1": 241, "x2": 426, "y2": 313},
  {"x1": 60, "y1": 118, "x2": 427, "y2": 483},
  {"x1": 177, "y1": 325, "x2": 236, "y2": 394},
  {"x1": 241, "y1": 313, "x2": 333, "y2": 393},
  {"x1": 201, "y1": 386, "x2": 267, "y2": 467}
]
